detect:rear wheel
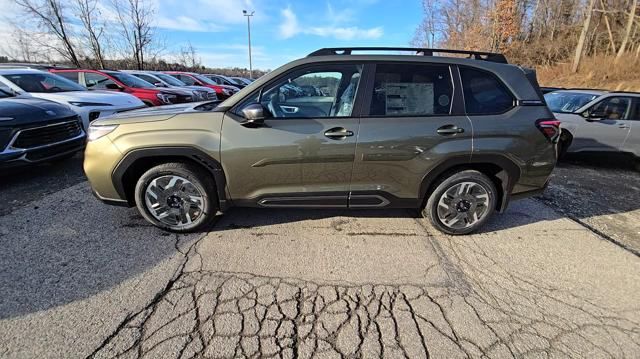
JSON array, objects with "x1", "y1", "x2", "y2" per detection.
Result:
[
  {"x1": 134, "y1": 162, "x2": 218, "y2": 232},
  {"x1": 423, "y1": 170, "x2": 497, "y2": 235}
]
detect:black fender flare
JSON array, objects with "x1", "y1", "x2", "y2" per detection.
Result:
[
  {"x1": 111, "y1": 146, "x2": 228, "y2": 209},
  {"x1": 418, "y1": 154, "x2": 521, "y2": 212}
]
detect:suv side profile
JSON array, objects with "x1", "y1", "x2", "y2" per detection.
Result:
[{"x1": 84, "y1": 47, "x2": 558, "y2": 235}]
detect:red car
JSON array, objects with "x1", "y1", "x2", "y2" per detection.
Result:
[
  {"x1": 51, "y1": 69, "x2": 195, "y2": 106},
  {"x1": 164, "y1": 71, "x2": 240, "y2": 100}
]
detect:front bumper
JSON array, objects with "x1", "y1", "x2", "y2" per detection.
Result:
[{"x1": 0, "y1": 131, "x2": 86, "y2": 168}]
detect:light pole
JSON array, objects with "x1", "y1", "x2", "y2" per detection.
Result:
[{"x1": 242, "y1": 10, "x2": 254, "y2": 79}]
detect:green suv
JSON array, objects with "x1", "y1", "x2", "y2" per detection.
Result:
[{"x1": 84, "y1": 47, "x2": 558, "y2": 235}]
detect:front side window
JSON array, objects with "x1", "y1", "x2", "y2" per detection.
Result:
[
  {"x1": 238, "y1": 64, "x2": 363, "y2": 118},
  {"x1": 106, "y1": 72, "x2": 155, "y2": 89},
  {"x1": 173, "y1": 74, "x2": 196, "y2": 85},
  {"x1": 460, "y1": 68, "x2": 514, "y2": 115},
  {"x1": 4, "y1": 73, "x2": 85, "y2": 93},
  {"x1": 369, "y1": 64, "x2": 453, "y2": 116},
  {"x1": 84, "y1": 72, "x2": 117, "y2": 90},
  {"x1": 156, "y1": 73, "x2": 186, "y2": 86},
  {"x1": 590, "y1": 97, "x2": 632, "y2": 120}
]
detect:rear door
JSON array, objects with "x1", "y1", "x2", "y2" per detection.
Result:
[
  {"x1": 351, "y1": 62, "x2": 472, "y2": 208},
  {"x1": 621, "y1": 97, "x2": 640, "y2": 157},
  {"x1": 221, "y1": 63, "x2": 365, "y2": 207}
]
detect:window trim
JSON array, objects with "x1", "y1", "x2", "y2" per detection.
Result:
[
  {"x1": 458, "y1": 65, "x2": 516, "y2": 116},
  {"x1": 360, "y1": 62, "x2": 457, "y2": 118},
  {"x1": 231, "y1": 62, "x2": 368, "y2": 120}
]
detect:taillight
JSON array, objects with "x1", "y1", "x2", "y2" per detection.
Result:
[{"x1": 536, "y1": 119, "x2": 561, "y2": 143}]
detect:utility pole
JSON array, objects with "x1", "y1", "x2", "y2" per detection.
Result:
[{"x1": 242, "y1": 10, "x2": 255, "y2": 79}]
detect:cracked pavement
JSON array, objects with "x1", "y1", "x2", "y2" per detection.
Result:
[{"x1": 1, "y1": 156, "x2": 639, "y2": 358}]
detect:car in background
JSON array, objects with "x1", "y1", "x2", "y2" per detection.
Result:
[
  {"x1": 545, "y1": 89, "x2": 640, "y2": 163},
  {"x1": 164, "y1": 71, "x2": 240, "y2": 100},
  {"x1": 0, "y1": 88, "x2": 86, "y2": 167},
  {"x1": 230, "y1": 77, "x2": 254, "y2": 85},
  {"x1": 541, "y1": 86, "x2": 564, "y2": 94},
  {"x1": 0, "y1": 69, "x2": 144, "y2": 129},
  {"x1": 51, "y1": 69, "x2": 196, "y2": 107},
  {"x1": 203, "y1": 74, "x2": 246, "y2": 89},
  {"x1": 124, "y1": 70, "x2": 218, "y2": 102}
]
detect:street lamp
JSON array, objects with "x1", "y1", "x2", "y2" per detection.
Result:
[{"x1": 242, "y1": 10, "x2": 255, "y2": 79}]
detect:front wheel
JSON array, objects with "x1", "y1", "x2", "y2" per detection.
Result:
[
  {"x1": 423, "y1": 170, "x2": 497, "y2": 235},
  {"x1": 134, "y1": 162, "x2": 218, "y2": 232}
]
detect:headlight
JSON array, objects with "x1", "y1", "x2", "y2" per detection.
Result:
[
  {"x1": 156, "y1": 93, "x2": 177, "y2": 104},
  {"x1": 69, "y1": 102, "x2": 112, "y2": 107},
  {"x1": 87, "y1": 124, "x2": 118, "y2": 141}
]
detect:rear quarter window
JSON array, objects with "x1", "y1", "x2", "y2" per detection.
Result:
[{"x1": 460, "y1": 68, "x2": 514, "y2": 115}]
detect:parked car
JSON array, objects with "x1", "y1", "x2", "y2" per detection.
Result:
[
  {"x1": 164, "y1": 72, "x2": 240, "y2": 100},
  {"x1": 0, "y1": 88, "x2": 86, "y2": 167},
  {"x1": 51, "y1": 69, "x2": 196, "y2": 107},
  {"x1": 545, "y1": 89, "x2": 639, "y2": 162},
  {"x1": 0, "y1": 69, "x2": 144, "y2": 129},
  {"x1": 541, "y1": 86, "x2": 564, "y2": 94},
  {"x1": 203, "y1": 74, "x2": 246, "y2": 89},
  {"x1": 124, "y1": 70, "x2": 218, "y2": 102},
  {"x1": 84, "y1": 47, "x2": 557, "y2": 235}
]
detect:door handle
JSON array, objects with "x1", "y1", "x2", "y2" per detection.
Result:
[
  {"x1": 618, "y1": 124, "x2": 630, "y2": 129},
  {"x1": 324, "y1": 127, "x2": 354, "y2": 139},
  {"x1": 437, "y1": 125, "x2": 465, "y2": 135}
]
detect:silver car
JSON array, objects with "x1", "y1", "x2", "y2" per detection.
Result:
[{"x1": 546, "y1": 90, "x2": 640, "y2": 163}]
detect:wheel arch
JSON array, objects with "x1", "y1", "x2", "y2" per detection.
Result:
[
  {"x1": 112, "y1": 146, "x2": 228, "y2": 210},
  {"x1": 419, "y1": 154, "x2": 521, "y2": 212}
]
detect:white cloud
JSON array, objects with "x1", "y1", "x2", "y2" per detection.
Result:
[
  {"x1": 278, "y1": 6, "x2": 383, "y2": 40},
  {"x1": 156, "y1": 16, "x2": 226, "y2": 32},
  {"x1": 154, "y1": 0, "x2": 260, "y2": 32}
]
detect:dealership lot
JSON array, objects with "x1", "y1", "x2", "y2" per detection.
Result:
[{"x1": 0, "y1": 156, "x2": 639, "y2": 358}]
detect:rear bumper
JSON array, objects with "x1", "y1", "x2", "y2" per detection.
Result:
[{"x1": 91, "y1": 189, "x2": 131, "y2": 207}]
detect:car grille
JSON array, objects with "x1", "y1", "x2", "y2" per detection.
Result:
[
  {"x1": 13, "y1": 118, "x2": 82, "y2": 149},
  {"x1": 206, "y1": 92, "x2": 217, "y2": 100},
  {"x1": 24, "y1": 137, "x2": 85, "y2": 161}
]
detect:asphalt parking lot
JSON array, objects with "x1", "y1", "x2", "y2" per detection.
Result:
[{"x1": 0, "y1": 154, "x2": 639, "y2": 358}]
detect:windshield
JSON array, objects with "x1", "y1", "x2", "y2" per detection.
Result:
[
  {"x1": 155, "y1": 73, "x2": 186, "y2": 86},
  {"x1": 106, "y1": 71, "x2": 156, "y2": 89},
  {"x1": 192, "y1": 74, "x2": 218, "y2": 86},
  {"x1": 3, "y1": 73, "x2": 86, "y2": 93},
  {"x1": 544, "y1": 92, "x2": 599, "y2": 113}
]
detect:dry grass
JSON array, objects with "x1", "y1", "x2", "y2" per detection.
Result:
[{"x1": 536, "y1": 55, "x2": 640, "y2": 91}]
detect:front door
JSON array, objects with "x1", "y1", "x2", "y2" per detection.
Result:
[
  {"x1": 621, "y1": 97, "x2": 640, "y2": 157},
  {"x1": 221, "y1": 64, "x2": 364, "y2": 207},
  {"x1": 351, "y1": 62, "x2": 472, "y2": 207},
  {"x1": 573, "y1": 96, "x2": 633, "y2": 152}
]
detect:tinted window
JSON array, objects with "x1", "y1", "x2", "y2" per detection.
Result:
[
  {"x1": 4, "y1": 73, "x2": 85, "y2": 92},
  {"x1": 135, "y1": 73, "x2": 160, "y2": 85},
  {"x1": 370, "y1": 64, "x2": 453, "y2": 116},
  {"x1": 156, "y1": 73, "x2": 186, "y2": 86},
  {"x1": 591, "y1": 97, "x2": 632, "y2": 120},
  {"x1": 106, "y1": 71, "x2": 155, "y2": 88},
  {"x1": 56, "y1": 71, "x2": 79, "y2": 83},
  {"x1": 237, "y1": 64, "x2": 362, "y2": 118},
  {"x1": 85, "y1": 72, "x2": 117, "y2": 90},
  {"x1": 544, "y1": 91, "x2": 599, "y2": 113},
  {"x1": 173, "y1": 74, "x2": 196, "y2": 85},
  {"x1": 460, "y1": 68, "x2": 514, "y2": 115}
]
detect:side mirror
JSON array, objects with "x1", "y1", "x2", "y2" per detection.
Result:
[
  {"x1": 241, "y1": 104, "x2": 270, "y2": 127},
  {"x1": 105, "y1": 83, "x2": 123, "y2": 91}
]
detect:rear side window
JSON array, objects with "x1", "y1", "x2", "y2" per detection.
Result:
[
  {"x1": 460, "y1": 68, "x2": 514, "y2": 115},
  {"x1": 56, "y1": 71, "x2": 79, "y2": 83},
  {"x1": 369, "y1": 64, "x2": 453, "y2": 116}
]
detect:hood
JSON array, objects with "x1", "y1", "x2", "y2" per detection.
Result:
[
  {"x1": 157, "y1": 87, "x2": 194, "y2": 96},
  {"x1": 185, "y1": 86, "x2": 215, "y2": 93},
  {"x1": 219, "y1": 84, "x2": 240, "y2": 91},
  {"x1": 33, "y1": 90, "x2": 144, "y2": 108},
  {"x1": 91, "y1": 100, "x2": 221, "y2": 126},
  {"x1": 0, "y1": 97, "x2": 76, "y2": 125}
]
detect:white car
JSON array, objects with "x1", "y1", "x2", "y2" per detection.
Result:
[{"x1": 0, "y1": 69, "x2": 145, "y2": 129}]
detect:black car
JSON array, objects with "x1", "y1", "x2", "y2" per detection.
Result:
[{"x1": 0, "y1": 89, "x2": 86, "y2": 167}]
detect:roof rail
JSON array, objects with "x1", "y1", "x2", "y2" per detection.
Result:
[{"x1": 307, "y1": 47, "x2": 508, "y2": 63}]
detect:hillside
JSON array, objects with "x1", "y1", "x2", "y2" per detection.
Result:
[{"x1": 537, "y1": 55, "x2": 640, "y2": 92}]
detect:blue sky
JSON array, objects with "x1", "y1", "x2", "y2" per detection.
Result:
[{"x1": 154, "y1": 0, "x2": 424, "y2": 70}]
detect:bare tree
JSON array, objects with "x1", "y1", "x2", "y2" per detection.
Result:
[
  {"x1": 178, "y1": 42, "x2": 200, "y2": 69},
  {"x1": 111, "y1": 0, "x2": 155, "y2": 69},
  {"x1": 14, "y1": 0, "x2": 81, "y2": 66},
  {"x1": 74, "y1": 0, "x2": 107, "y2": 69},
  {"x1": 572, "y1": 0, "x2": 596, "y2": 72},
  {"x1": 616, "y1": 0, "x2": 638, "y2": 61}
]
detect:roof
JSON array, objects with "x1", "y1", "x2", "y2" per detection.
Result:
[{"x1": 0, "y1": 68, "x2": 49, "y2": 75}]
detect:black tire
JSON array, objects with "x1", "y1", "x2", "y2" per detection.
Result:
[
  {"x1": 134, "y1": 162, "x2": 218, "y2": 233},
  {"x1": 423, "y1": 170, "x2": 497, "y2": 235},
  {"x1": 557, "y1": 131, "x2": 572, "y2": 160}
]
